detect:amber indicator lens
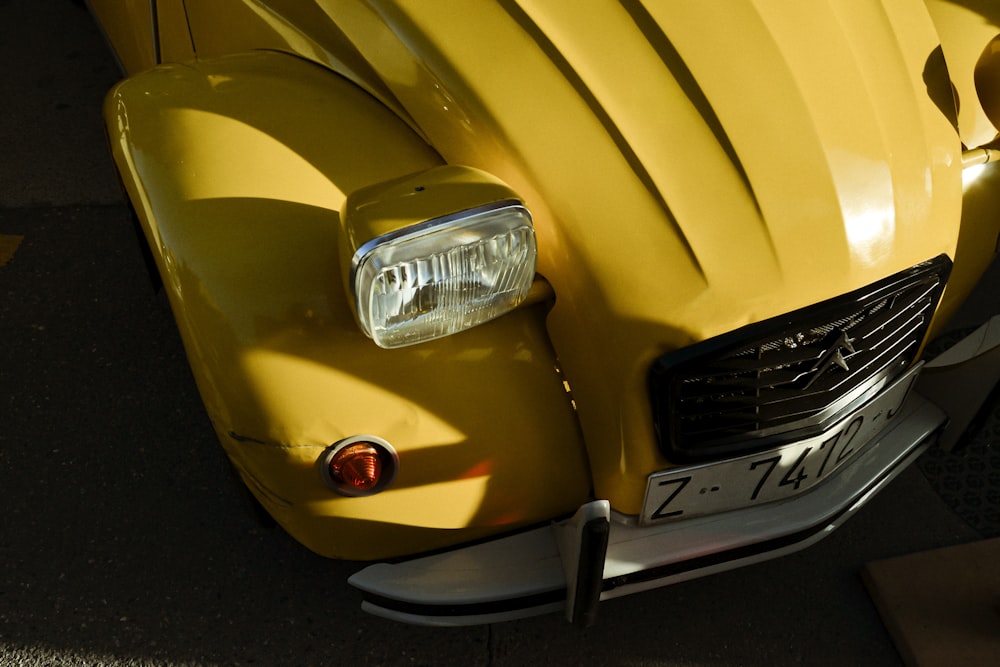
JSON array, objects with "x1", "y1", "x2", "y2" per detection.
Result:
[
  {"x1": 330, "y1": 443, "x2": 382, "y2": 491},
  {"x1": 321, "y1": 436, "x2": 398, "y2": 496}
]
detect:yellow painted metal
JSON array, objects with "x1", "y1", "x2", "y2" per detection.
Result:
[
  {"x1": 156, "y1": 1, "x2": 195, "y2": 64},
  {"x1": 87, "y1": 0, "x2": 191, "y2": 72},
  {"x1": 87, "y1": 0, "x2": 156, "y2": 74},
  {"x1": 924, "y1": 0, "x2": 1000, "y2": 148},
  {"x1": 226, "y1": 300, "x2": 587, "y2": 560},
  {"x1": 316, "y1": 0, "x2": 976, "y2": 512},
  {"x1": 104, "y1": 50, "x2": 590, "y2": 559},
  {"x1": 978, "y1": 35, "x2": 1000, "y2": 132},
  {"x1": 922, "y1": 1, "x2": 1000, "y2": 327},
  {"x1": 97, "y1": 1, "x2": 1000, "y2": 535},
  {"x1": 338, "y1": 165, "x2": 524, "y2": 307},
  {"x1": 181, "y1": 0, "x2": 412, "y2": 129},
  {"x1": 342, "y1": 166, "x2": 522, "y2": 253}
]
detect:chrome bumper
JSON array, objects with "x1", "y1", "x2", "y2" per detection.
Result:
[{"x1": 349, "y1": 391, "x2": 944, "y2": 626}]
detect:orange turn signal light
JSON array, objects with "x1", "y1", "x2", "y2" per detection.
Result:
[{"x1": 320, "y1": 436, "x2": 398, "y2": 497}]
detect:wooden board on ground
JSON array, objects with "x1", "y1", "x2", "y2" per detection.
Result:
[{"x1": 863, "y1": 537, "x2": 1000, "y2": 666}]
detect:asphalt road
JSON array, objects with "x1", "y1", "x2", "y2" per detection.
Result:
[{"x1": 0, "y1": 2, "x2": 990, "y2": 665}]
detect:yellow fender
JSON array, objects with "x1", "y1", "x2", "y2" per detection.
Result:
[
  {"x1": 105, "y1": 50, "x2": 591, "y2": 560},
  {"x1": 924, "y1": 0, "x2": 1000, "y2": 147}
]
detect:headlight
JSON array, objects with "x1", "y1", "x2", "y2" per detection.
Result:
[
  {"x1": 352, "y1": 201, "x2": 536, "y2": 348},
  {"x1": 340, "y1": 166, "x2": 538, "y2": 349}
]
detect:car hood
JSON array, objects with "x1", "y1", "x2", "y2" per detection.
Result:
[{"x1": 323, "y1": 0, "x2": 963, "y2": 509}]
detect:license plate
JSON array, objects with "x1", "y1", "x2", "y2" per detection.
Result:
[{"x1": 641, "y1": 363, "x2": 922, "y2": 525}]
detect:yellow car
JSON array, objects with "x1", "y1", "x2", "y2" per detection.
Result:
[{"x1": 88, "y1": 0, "x2": 1000, "y2": 626}]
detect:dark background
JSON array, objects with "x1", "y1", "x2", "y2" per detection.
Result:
[{"x1": 1, "y1": 1, "x2": 995, "y2": 665}]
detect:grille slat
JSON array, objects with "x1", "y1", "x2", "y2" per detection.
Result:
[{"x1": 650, "y1": 257, "x2": 950, "y2": 461}]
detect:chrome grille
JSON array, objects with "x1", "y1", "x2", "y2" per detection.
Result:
[{"x1": 649, "y1": 256, "x2": 950, "y2": 461}]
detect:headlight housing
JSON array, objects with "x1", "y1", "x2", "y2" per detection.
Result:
[{"x1": 341, "y1": 166, "x2": 537, "y2": 349}]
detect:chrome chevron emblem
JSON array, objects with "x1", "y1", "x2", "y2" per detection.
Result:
[{"x1": 805, "y1": 330, "x2": 856, "y2": 388}]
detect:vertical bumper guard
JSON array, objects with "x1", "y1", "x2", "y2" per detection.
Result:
[{"x1": 555, "y1": 500, "x2": 610, "y2": 627}]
